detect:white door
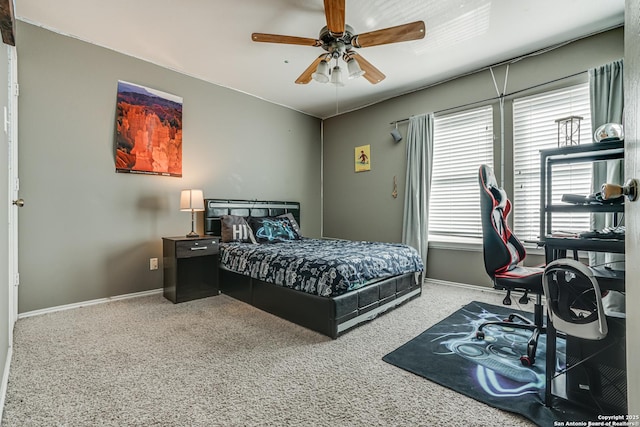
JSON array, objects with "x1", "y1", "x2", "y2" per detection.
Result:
[
  {"x1": 7, "y1": 45, "x2": 18, "y2": 338},
  {"x1": 624, "y1": 0, "x2": 640, "y2": 414}
]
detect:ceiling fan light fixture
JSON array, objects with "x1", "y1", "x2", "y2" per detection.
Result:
[
  {"x1": 330, "y1": 65, "x2": 344, "y2": 86},
  {"x1": 347, "y1": 58, "x2": 365, "y2": 79},
  {"x1": 312, "y1": 61, "x2": 330, "y2": 83}
]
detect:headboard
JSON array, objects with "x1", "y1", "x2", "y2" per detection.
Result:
[{"x1": 203, "y1": 199, "x2": 301, "y2": 236}]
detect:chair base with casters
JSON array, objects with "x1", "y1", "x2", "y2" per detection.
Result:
[{"x1": 474, "y1": 270, "x2": 546, "y2": 366}]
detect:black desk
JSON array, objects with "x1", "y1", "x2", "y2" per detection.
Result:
[{"x1": 543, "y1": 236, "x2": 626, "y2": 409}]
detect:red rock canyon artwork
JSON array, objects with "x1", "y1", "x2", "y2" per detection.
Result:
[{"x1": 114, "y1": 81, "x2": 183, "y2": 177}]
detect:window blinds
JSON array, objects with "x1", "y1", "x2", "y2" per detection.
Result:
[
  {"x1": 429, "y1": 106, "x2": 494, "y2": 238},
  {"x1": 512, "y1": 83, "x2": 592, "y2": 241}
]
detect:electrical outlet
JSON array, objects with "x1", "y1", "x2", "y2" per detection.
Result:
[{"x1": 149, "y1": 257, "x2": 158, "y2": 270}]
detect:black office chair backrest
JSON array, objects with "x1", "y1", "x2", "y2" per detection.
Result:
[{"x1": 478, "y1": 164, "x2": 526, "y2": 278}]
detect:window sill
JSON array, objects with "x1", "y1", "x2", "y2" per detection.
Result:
[
  {"x1": 522, "y1": 242, "x2": 545, "y2": 257},
  {"x1": 427, "y1": 236, "x2": 549, "y2": 257},
  {"x1": 428, "y1": 235, "x2": 483, "y2": 252}
]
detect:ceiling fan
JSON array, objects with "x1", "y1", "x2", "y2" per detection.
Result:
[{"x1": 251, "y1": 0, "x2": 426, "y2": 85}]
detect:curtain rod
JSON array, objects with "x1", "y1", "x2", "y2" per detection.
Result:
[{"x1": 389, "y1": 70, "x2": 587, "y2": 126}]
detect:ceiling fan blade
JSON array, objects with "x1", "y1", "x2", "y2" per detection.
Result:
[
  {"x1": 295, "y1": 54, "x2": 331, "y2": 84},
  {"x1": 251, "y1": 33, "x2": 322, "y2": 47},
  {"x1": 348, "y1": 52, "x2": 385, "y2": 84},
  {"x1": 352, "y1": 21, "x2": 426, "y2": 48},
  {"x1": 324, "y1": 0, "x2": 345, "y2": 35}
]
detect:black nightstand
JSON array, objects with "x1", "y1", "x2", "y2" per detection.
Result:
[{"x1": 162, "y1": 236, "x2": 220, "y2": 303}]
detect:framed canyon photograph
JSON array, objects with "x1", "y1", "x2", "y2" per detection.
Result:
[{"x1": 114, "y1": 80, "x2": 183, "y2": 177}]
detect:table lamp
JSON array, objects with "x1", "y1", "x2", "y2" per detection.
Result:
[{"x1": 180, "y1": 189, "x2": 205, "y2": 237}]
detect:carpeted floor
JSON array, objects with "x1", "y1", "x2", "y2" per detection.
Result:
[{"x1": 2, "y1": 281, "x2": 539, "y2": 426}]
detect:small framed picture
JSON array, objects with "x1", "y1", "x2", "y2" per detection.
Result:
[{"x1": 355, "y1": 144, "x2": 371, "y2": 172}]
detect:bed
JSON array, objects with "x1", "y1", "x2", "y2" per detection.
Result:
[{"x1": 204, "y1": 199, "x2": 424, "y2": 338}]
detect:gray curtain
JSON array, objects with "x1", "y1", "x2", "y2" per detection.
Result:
[
  {"x1": 402, "y1": 113, "x2": 434, "y2": 268},
  {"x1": 589, "y1": 59, "x2": 624, "y2": 266}
]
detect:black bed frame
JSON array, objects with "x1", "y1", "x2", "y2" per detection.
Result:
[{"x1": 204, "y1": 199, "x2": 423, "y2": 338}]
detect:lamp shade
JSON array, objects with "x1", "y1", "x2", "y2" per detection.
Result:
[
  {"x1": 330, "y1": 65, "x2": 344, "y2": 86},
  {"x1": 347, "y1": 58, "x2": 365, "y2": 79},
  {"x1": 312, "y1": 61, "x2": 330, "y2": 83},
  {"x1": 180, "y1": 189, "x2": 204, "y2": 211}
]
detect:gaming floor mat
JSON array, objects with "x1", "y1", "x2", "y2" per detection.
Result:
[{"x1": 383, "y1": 301, "x2": 599, "y2": 426}]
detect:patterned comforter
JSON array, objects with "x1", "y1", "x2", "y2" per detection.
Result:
[{"x1": 219, "y1": 238, "x2": 424, "y2": 297}]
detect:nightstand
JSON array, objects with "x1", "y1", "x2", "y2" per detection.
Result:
[{"x1": 162, "y1": 236, "x2": 220, "y2": 303}]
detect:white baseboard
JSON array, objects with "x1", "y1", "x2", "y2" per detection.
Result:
[
  {"x1": 18, "y1": 288, "x2": 163, "y2": 320},
  {"x1": 0, "y1": 345, "x2": 12, "y2": 424},
  {"x1": 424, "y1": 277, "x2": 501, "y2": 293},
  {"x1": 424, "y1": 277, "x2": 540, "y2": 313}
]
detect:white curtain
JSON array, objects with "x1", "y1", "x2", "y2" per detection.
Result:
[
  {"x1": 402, "y1": 113, "x2": 434, "y2": 268},
  {"x1": 589, "y1": 59, "x2": 624, "y2": 266}
]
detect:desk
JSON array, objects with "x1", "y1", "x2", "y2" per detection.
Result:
[
  {"x1": 539, "y1": 142, "x2": 626, "y2": 413},
  {"x1": 543, "y1": 236, "x2": 626, "y2": 410}
]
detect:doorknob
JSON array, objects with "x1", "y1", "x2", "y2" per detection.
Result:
[
  {"x1": 601, "y1": 179, "x2": 638, "y2": 202},
  {"x1": 12, "y1": 198, "x2": 24, "y2": 207}
]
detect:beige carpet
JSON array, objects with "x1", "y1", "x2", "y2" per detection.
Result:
[{"x1": 2, "y1": 280, "x2": 536, "y2": 426}]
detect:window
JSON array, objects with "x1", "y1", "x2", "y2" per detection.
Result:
[
  {"x1": 513, "y1": 84, "x2": 592, "y2": 241},
  {"x1": 429, "y1": 106, "x2": 494, "y2": 239}
]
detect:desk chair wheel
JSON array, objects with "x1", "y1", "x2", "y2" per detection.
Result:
[
  {"x1": 503, "y1": 290, "x2": 512, "y2": 306},
  {"x1": 519, "y1": 355, "x2": 533, "y2": 366},
  {"x1": 505, "y1": 313, "x2": 531, "y2": 324},
  {"x1": 522, "y1": 327, "x2": 541, "y2": 366},
  {"x1": 502, "y1": 290, "x2": 531, "y2": 305}
]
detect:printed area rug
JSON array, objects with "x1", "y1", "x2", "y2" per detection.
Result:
[{"x1": 383, "y1": 301, "x2": 598, "y2": 426}]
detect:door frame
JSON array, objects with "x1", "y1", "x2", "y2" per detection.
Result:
[{"x1": 7, "y1": 44, "x2": 18, "y2": 339}]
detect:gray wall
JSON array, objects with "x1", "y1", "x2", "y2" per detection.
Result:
[
  {"x1": 0, "y1": 44, "x2": 9, "y2": 406},
  {"x1": 16, "y1": 22, "x2": 322, "y2": 313},
  {"x1": 322, "y1": 28, "x2": 624, "y2": 287}
]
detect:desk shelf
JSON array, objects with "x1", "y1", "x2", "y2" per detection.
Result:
[{"x1": 539, "y1": 141, "x2": 624, "y2": 239}]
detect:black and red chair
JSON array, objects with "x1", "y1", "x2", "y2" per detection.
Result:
[{"x1": 477, "y1": 164, "x2": 545, "y2": 366}]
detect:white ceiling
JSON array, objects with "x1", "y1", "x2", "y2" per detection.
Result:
[{"x1": 15, "y1": 0, "x2": 625, "y2": 119}]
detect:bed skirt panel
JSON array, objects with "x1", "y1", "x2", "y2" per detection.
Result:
[{"x1": 219, "y1": 268, "x2": 422, "y2": 338}]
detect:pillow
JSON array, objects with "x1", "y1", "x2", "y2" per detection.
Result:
[
  {"x1": 220, "y1": 215, "x2": 257, "y2": 243},
  {"x1": 249, "y1": 216, "x2": 300, "y2": 243},
  {"x1": 277, "y1": 213, "x2": 302, "y2": 239}
]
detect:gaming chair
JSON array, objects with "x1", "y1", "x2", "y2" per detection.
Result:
[{"x1": 477, "y1": 164, "x2": 545, "y2": 366}]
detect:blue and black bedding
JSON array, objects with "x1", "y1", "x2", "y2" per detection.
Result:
[{"x1": 219, "y1": 238, "x2": 424, "y2": 297}]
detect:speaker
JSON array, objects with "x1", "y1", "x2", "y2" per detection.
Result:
[
  {"x1": 390, "y1": 128, "x2": 402, "y2": 142},
  {"x1": 565, "y1": 316, "x2": 627, "y2": 415}
]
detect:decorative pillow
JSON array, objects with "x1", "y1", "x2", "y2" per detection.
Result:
[
  {"x1": 220, "y1": 215, "x2": 257, "y2": 243},
  {"x1": 277, "y1": 213, "x2": 303, "y2": 239},
  {"x1": 249, "y1": 216, "x2": 300, "y2": 243}
]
